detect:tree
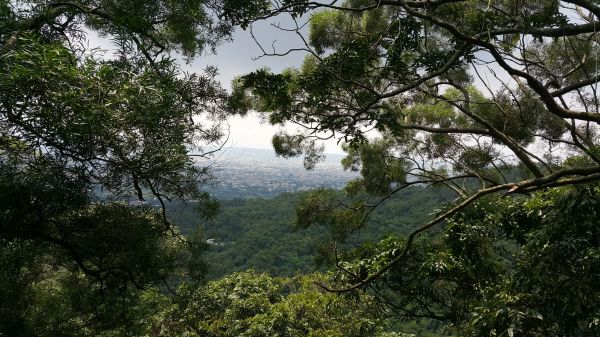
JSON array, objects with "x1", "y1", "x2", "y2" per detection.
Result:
[
  {"x1": 466, "y1": 186, "x2": 600, "y2": 336},
  {"x1": 229, "y1": 0, "x2": 600, "y2": 334},
  {"x1": 231, "y1": 0, "x2": 600, "y2": 285},
  {"x1": 148, "y1": 270, "x2": 401, "y2": 337},
  {"x1": 326, "y1": 185, "x2": 600, "y2": 336},
  {"x1": 0, "y1": 0, "x2": 239, "y2": 335}
]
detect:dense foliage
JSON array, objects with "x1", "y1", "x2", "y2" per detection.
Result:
[
  {"x1": 0, "y1": 0, "x2": 236, "y2": 335},
  {"x1": 150, "y1": 270, "x2": 397, "y2": 337},
  {"x1": 328, "y1": 185, "x2": 600, "y2": 336},
  {"x1": 168, "y1": 183, "x2": 600, "y2": 336},
  {"x1": 228, "y1": 0, "x2": 600, "y2": 335},
  {"x1": 4, "y1": 0, "x2": 600, "y2": 336}
]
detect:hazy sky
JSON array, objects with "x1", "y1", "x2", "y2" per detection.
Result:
[
  {"x1": 86, "y1": 9, "x2": 517, "y2": 156},
  {"x1": 185, "y1": 17, "x2": 507, "y2": 156},
  {"x1": 87, "y1": 13, "x2": 344, "y2": 154},
  {"x1": 182, "y1": 17, "x2": 347, "y2": 155}
]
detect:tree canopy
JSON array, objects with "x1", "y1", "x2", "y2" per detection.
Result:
[
  {"x1": 228, "y1": 0, "x2": 600, "y2": 335},
  {"x1": 5, "y1": 0, "x2": 600, "y2": 336},
  {"x1": 151, "y1": 270, "x2": 396, "y2": 337},
  {"x1": 0, "y1": 0, "x2": 238, "y2": 334},
  {"x1": 232, "y1": 0, "x2": 600, "y2": 281}
]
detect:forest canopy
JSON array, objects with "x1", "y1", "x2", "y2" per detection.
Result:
[
  {"x1": 229, "y1": 0, "x2": 600, "y2": 335},
  {"x1": 3, "y1": 0, "x2": 600, "y2": 336},
  {"x1": 0, "y1": 0, "x2": 236, "y2": 334},
  {"x1": 232, "y1": 0, "x2": 600, "y2": 281}
]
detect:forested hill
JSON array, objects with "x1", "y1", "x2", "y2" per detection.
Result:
[{"x1": 167, "y1": 186, "x2": 446, "y2": 279}]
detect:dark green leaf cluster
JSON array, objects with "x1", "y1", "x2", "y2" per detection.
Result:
[
  {"x1": 0, "y1": 1, "x2": 235, "y2": 335},
  {"x1": 151, "y1": 270, "x2": 393, "y2": 337},
  {"x1": 330, "y1": 186, "x2": 600, "y2": 336},
  {"x1": 342, "y1": 140, "x2": 408, "y2": 196}
]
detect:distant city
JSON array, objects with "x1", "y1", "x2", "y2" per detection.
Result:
[{"x1": 195, "y1": 147, "x2": 358, "y2": 199}]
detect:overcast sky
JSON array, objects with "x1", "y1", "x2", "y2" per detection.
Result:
[
  {"x1": 184, "y1": 17, "x2": 508, "y2": 156},
  {"x1": 87, "y1": 9, "x2": 523, "y2": 156},
  {"x1": 181, "y1": 17, "x2": 347, "y2": 155},
  {"x1": 87, "y1": 12, "x2": 344, "y2": 154}
]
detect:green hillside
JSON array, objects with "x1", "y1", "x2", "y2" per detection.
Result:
[{"x1": 168, "y1": 186, "x2": 446, "y2": 278}]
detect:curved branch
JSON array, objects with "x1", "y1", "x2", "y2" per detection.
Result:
[
  {"x1": 317, "y1": 183, "x2": 509, "y2": 293},
  {"x1": 399, "y1": 124, "x2": 490, "y2": 135},
  {"x1": 399, "y1": 2, "x2": 600, "y2": 124},
  {"x1": 318, "y1": 164, "x2": 600, "y2": 292}
]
